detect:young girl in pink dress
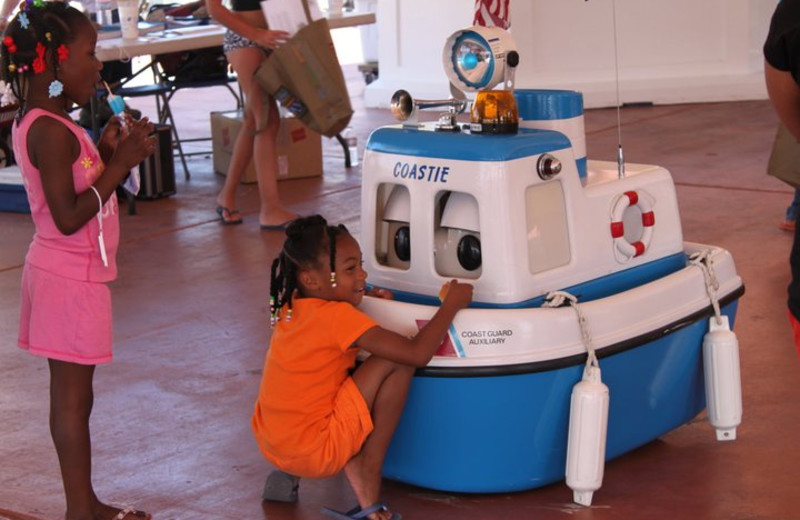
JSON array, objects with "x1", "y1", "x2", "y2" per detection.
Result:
[{"x1": 1, "y1": 2, "x2": 155, "y2": 518}]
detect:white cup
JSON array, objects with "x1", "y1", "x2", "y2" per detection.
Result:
[
  {"x1": 328, "y1": 0, "x2": 343, "y2": 16},
  {"x1": 117, "y1": 0, "x2": 140, "y2": 40}
]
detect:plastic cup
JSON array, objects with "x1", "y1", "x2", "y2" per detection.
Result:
[
  {"x1": 118, "y1": 0, "x2": 140, "y2": 40},
  {"x1": 328, "y1": 0, "x2": 343, "y2": 16}
]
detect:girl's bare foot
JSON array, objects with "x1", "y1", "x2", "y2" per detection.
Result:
[{"x1": 343, "y1": 456, "x2": 383, "y2": 518}]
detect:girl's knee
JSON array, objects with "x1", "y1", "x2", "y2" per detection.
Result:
[{"x1": 394, "y1": 363, "x2": 415, "y2": 379}]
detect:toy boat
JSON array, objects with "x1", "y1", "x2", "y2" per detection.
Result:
[{"x1": 356, "y1": 89, "x2": 745, "y2": 493}]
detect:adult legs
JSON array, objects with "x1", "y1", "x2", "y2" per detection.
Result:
[
  {"x1": 221, "y1": 46, "x2": 295, "y2": 227},
  {"x1": 215, "y1": 46, "x2": 258, "y2": 218},
  {"x1": 346, "y1": 357, "x2": 414, "y2": 519},
  {"x1": 49, "y1": 359, "x2": 147, "y2": 520}
]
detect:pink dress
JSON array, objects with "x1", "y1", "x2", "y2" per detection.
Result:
[{"x1": 14, "y1": 109, "x2": 121, "y2": 365}]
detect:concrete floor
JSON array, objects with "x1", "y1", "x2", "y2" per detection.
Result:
[{"x1": 2, "y1": 69, "x2": 800, "y2": 519}]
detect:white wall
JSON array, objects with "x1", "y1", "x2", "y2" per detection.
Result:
[{"x1": 364, "y1": 0, "x2": 777, "y2": 109}]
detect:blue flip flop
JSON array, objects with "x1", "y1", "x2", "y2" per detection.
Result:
[
  {"x1": 259, "y1": 220, "x2": 292, "y2": 231},
  {"x1": 322, "y1": 503, "x2": 401, "y2": 520},
  {"x1": 216, "y1": 206, "x2": 243, "y2": 225}
]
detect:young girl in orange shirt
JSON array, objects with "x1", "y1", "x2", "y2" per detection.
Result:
[{"x1": 253, "y1": 215, "x2": 472, "y2": 520}]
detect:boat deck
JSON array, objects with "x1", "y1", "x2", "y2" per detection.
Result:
[{"x1": 1, "y1": 68, "x2": 798, "y2": 519}]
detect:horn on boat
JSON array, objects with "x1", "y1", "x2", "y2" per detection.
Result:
[{"x1": 390, "y1": 89, "x2": 468, "y2": 122}]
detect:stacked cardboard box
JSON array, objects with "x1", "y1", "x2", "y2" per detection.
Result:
[{"x1": 211, "y1": 111, "x2": 323, "y2": 184}]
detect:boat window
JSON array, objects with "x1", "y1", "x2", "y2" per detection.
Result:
[
  {"x1": 434, "y1": 191, "x2": 482, "y2": 279},
  {"x1": 375, "y1": 183, "x2": 410, "y2": 270},
  {"x1": 525, "y1": 181, "x2": 571, "y2": 274}
]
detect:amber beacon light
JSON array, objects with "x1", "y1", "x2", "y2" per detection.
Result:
[{"x1": 443, "y1": 25, "x2": 520, "y2": 134}]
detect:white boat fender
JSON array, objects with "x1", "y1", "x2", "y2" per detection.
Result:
[
  {"x1": 545, "y1": 292, "x2": 610, "y2": 506},
  {"x1": 690, "y1": 251, "x2": 743, "y2": 441},
  {"x1": 565, "y1": 361, "x2": 610, "y2": 507}
]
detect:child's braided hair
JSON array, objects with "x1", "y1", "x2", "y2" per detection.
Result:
[
  {"x1": 269, "y1": 215, "x2": 349, "y2": 326},
  {"x1": 0, "y1": 1, "x2": 89, "y2": 116}
]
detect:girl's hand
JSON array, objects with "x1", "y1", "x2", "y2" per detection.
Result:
[
  {"x1": 367, "y1": 286, "x2": 394, "y2": 300},
  {"x1": 111, "y1": 117, "x2": 157, "y2": 171},
  {"x1": 253, "y1": 29, "x2": 290, "y2": 50},
  {"x1": 97, "y1": 115, "x2": 124, "y2": 163},
  {"x1": 440, "y1": 279, "x2": 473, "y2": 310}
]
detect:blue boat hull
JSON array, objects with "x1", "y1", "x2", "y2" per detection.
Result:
[{"x1": 382, "y1": 301, "x2": 740, "y2": 493}]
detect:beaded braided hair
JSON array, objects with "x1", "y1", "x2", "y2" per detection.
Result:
[
  {"x1": 269, "y1": 215, "x2": 349, "y2": 326},
  {"x1": 0, "y1": 1, "x2": 89, "y2": 116}
]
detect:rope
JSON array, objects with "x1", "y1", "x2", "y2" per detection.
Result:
[
  {"x1": 689, "y1": 249, "x2": 723, "y2": 325},
  {"x1": 544, "y1": 290, "x2": 599, "y2": 369}
]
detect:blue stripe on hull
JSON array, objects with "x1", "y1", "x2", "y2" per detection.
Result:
[
  {"x1": 382, "y1": 302, "x2": 739, "y2": 493},
  {"x1": 384, "y1": 252, "x2": 687, "y2": 309}
]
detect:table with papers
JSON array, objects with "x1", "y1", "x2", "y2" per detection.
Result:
[{"x1": 95, "y1": 11, "x2": 376, "y2": 63}]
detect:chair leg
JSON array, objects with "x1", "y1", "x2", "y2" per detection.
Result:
[
  {"x1": 158, "y1": 93, "x2": 190, "y2": 180},
  {"x1": 225, "y1": 82, "x2": 243, "y2": 109}
]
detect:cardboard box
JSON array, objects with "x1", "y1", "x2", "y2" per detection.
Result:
[{"x1": 211, "y1": 110, "x2": 322, "y2": 184}]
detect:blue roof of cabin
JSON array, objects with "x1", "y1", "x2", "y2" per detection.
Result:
[
  {"x1": 514, "y1": 89, "x2": 584, "y2": 120},
  {"x1": 366, "y1": 126, "x2": 572, "y2": 162}
]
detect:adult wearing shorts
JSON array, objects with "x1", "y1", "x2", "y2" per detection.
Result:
[{"x1": 206, "y1": 0, "x2": 296, "y2": 229}]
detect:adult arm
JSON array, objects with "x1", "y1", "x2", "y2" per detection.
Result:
[{"x1": 765, "y1": 60, "x2": 800, "y2": 142}]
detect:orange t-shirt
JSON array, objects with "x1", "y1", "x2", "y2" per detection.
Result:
[{"x1": 252, "y1": 298, "x2": 378, "y2": 476}]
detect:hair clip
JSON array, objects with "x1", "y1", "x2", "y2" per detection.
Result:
[
  {"x1": 48, "y1": 79, "x2": 63, "y2": 98},
  {"x1": 18, "y1": 13, "x2": 29, "y2": 29},
  {"x1": 56, "y1": 44, "x2": 68, "y2": 63},
  {"x1": 330, "y1": 272, "x2": 337, "y2": 288},
  {"x1": 3, "y1": 36, "x2": 17, "y2": 54},
  {"x1": 32, "y1": 42, "x2": 45, "y2": 74},
  {"x1": 45, "y1": 32, "x2": 52, "y2": 42},
  {"x1": 7, "y1": 64, "x2": 16, "y2": 73}
]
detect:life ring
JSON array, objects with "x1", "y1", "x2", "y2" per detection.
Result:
[{"x1": 610, "y1": 190, "x2": 655, "y2": 260}]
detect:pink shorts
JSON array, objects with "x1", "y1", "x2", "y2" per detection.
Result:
[
  {"x1": 18, "y1": 263, "x2": 113, "y2": 365},
  {"x1": 788, "y1": 310, "x2": 800, "y2": 360}
]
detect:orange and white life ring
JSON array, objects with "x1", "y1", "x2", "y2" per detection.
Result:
[{"x1": 610, "y1": 190, "x2": 655, "y2": 260}]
